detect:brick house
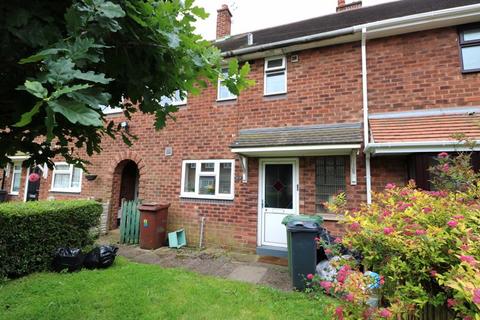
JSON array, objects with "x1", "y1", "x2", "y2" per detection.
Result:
[{"x1": 2, "y1": 0, "x2": 480, "y2": 256}]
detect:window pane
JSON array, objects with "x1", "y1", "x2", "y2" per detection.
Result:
[
  {"x1": 462, "y1": 46, "x2": 480, "y2": 71},
  {"x1": 316, "y1": 157, "x2": 346, "y2": 213},
  {"x1": 464, "y1": 28, "x2": 480, "y2": 41},
  {"x1": 201, "y1": 162, "x2": 214, "y2": 172},
  {"x1": 161, "y1": 90, "x2": 186, "y2": 106},
  {"x1": 265, "y1": 72, "x2": 286, "y2": 94},
  {"x1": 55, "y1": 164, "x2": 70, "y2": 171},
  {"x1": 267, "y1": 58, "x2": 283, "y2": 69},
  {"x1": 218, "y1": 85, "x2": 235, "y2": 100},
  {"x1": 184, "y1": 163, "x2": 196, "y2": 192},
  {"x1": 12, "y1": 172, "x2": 21, "y2": 192},
  {"x1": 199, "y1": 176, "x2": 215, "y2": 195},
  {"x1": 71, "y1": 167, "x2": 82, "y2": 188},
  {"x1": 53, "y1": 173, "x2": 70, "y2": 189},
  {"x1": 219, "y1": 163, "x2": 232, "y2": 194},
  {"x1": 264, "y1": 164, "x2": 293, "y2": 209}
]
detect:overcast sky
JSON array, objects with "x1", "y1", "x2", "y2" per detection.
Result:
[{"x1": 194, "y1": 0, "x2": 399, "y2": 40}]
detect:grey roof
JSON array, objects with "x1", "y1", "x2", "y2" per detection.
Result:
[
  {"x1": 216, "y1": 0, "x2": 480, "y2": 53},
  {"x1": 231, "y1": 123, "x2": 363, "y2": 148}
]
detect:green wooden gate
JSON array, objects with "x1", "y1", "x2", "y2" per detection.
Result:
[{"x1": 119, "y1": 199, "x2": 140, "y2": 245}]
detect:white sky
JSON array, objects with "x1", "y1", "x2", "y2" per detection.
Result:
[{"x1": 194, "y1": 0, "x2": 399, "y2": 40}]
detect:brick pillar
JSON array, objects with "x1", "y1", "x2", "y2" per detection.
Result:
[{"x1": 216, "y1": 4, "x2": 232, "y2": 39}]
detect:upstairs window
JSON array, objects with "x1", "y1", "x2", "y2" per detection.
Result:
[
  {"x1": 51, "y1": 163, "x2": 82, "y2": 193},
  {"x1": 10, "y1": 164, "x2": 22, "y2": 195},
  {"x1": 264, "y1": 56, "x2": 287, "y2": 96},
  {"x1": 160, "y1": 90, "x2": 187, "y2": 106},
  {"x1": 217, "y1": 68, "x2": 237, "y2": 101},
  {"x1": 459, "y1": 25, "x2": 480, "y2": 73},
  {"x1": 181, "y1": 159, "x2": 235, "y2": 200}
]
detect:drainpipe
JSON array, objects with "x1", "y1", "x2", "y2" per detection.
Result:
[{"x1": 361, "y1": 27, "x2": 372, "y2": 204}]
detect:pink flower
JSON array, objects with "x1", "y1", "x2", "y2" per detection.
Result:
[
  {"x1": 334, "y1": 237, "x2": 342, "y2": 244},
  {"x1": 385, "y1": 183, "x2": 396, "y2": 190},
  {"x1": 473, "y1": 289, "x2": 480, "y2": 304},
  {"x1": 379, "y1": 308, "x2": 393, "y2": 318},
  {"x1": 337, "y1": 265, "x2": 351, "y2": 283},
  {"x1": 430, "y1": 270, "x2": 438, "y2": 277},
  {"x1": 306, "y1": 273, "x2": 314, "y2": 280},
  {"x1": 461, "y1": 244, "x2": 469, "y2": 251},
  {"x1": 399, "y1": 189, "x2": 410, "y2": 196},
  {"x1": 442, "y1": 164, "x2": 450, "y2": 172},
  {"x1": 447, "y1": 220, "x2": 458, "y2": 228},
  {"x1": 423, "y1": 207, "x2": 432, "y2": 213},
  {"x1": 324, "y1": 248, "x2": 332, "y2": 255},
  {"x1": 344, "y1": 293, "x2": 354, "y2": 302},
  {"x1": 383, "y1": 227, "x2": 394, "y2": 235},
  {"x1": 438, "y1": 152, "x2": 449, "y2": 158},
  {"x1": 447, "y1": 298, "x2": 457, "y2": 308},
  {"x1": 460, "y1": 255, "x2": 477, "y2": 266},
  {"x1": 415, "y1": 229, "x2": 427, "y2": 236},
  {"x1": 320, "y1": 281, "x2": 333, "y2": 291},
  {"x1": 463, "y1": 317, "x2": 473, "y2": 320},
  {"x1": 398, "y1": 202, "x2": 412, "y2": 211},
  {"x1": 379, "y1": 276, "x2": 385, "y2": 285},
  {"x1": 453, "y1": 215, "x2": 465, "y2": 220},
  {"x1": 348, "y1": 222, "x2": 361, "y2": 232},
  {"x1": 382, "y1": 210, "x2": 392, "y2": 217},
  {"x1": 335, "y1": 306, "x2": 344, "y2": 320}
]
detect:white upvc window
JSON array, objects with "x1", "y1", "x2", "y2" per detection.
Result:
[
  {"x1": 181, "y1": 159, "x2": 235, "y2": 200},
  {"x1": 217, "y1": 68, "x2": 237, "y2": 101},
  {"x1": 101, "y1": 105, "x2": 123, "y2": 115},
  {"x1": 160, "y1": 89, "x2": 187, "y2": 106},
  {"x1": 51, "y1": 163, "x2": 83, "y2": 193},
  {"x1": 10, "y1": 163, "x2": 22, "y2": 195},
  {"x1": 264, "y1": 56, "x2": 287, "y2": 96}
]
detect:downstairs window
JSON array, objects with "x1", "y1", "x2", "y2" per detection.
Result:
[
  {"x1": 181, "y1": 160, "x2": 235, "y2": 200},
  {"x1": 315, "y1": 156, "x2": 346, "y2": 213}
]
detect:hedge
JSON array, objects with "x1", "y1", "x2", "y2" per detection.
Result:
[{"x1": 0, "y1": 200, "x2": 102, "y2": 279}]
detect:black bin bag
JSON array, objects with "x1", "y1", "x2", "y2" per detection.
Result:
[
  {"x1": 84, "y1": 245, "x2": 118, "y2": 269},
  {"x1": 52, "y1": 248, "x2": 85, "y2": 272}
]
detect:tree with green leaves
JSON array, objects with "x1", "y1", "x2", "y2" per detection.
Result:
[{"x1": 0, "y1": 0, "x2": 251, "y2": 168}]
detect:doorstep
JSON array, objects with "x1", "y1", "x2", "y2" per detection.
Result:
[{"x1": 256, "y1": 245, "x2": 288, "y2": 258}]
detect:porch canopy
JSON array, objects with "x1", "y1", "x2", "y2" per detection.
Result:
[
  {"x1": 366, "y1": 107, "x2": 480, "y2": 155},
  {"x1": 230, "y1": 122, "x2": 362, "y2": 157},
  {"x1": 230, "y1": 123, "x2": 362, "y2": 184}
]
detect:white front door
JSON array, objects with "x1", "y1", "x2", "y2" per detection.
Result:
[{"x1": 259, "y1": 159, "x2": 299, "y2": 247}]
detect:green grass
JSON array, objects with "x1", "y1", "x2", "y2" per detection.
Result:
[{"x1": 0, "y1": 258, "x2": 335, "y2": 320}]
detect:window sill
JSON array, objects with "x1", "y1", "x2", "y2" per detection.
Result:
[
  {"x1": 216, "y1": 97, "x2": 237, "y2": 103},
  {"x1": 49, "y1": 189, "x2": 81, "y2": 194},
  {"x1": 180, "y1": 197, "x2": 234, "y2": 205},
  {"x1": 8, "y1": 193, "x2": 19, "y2": 196},
  {"x1": 319, "y1": 213, "x2": 344, "y2": 221},
  {"x1": 462, "y1": 69, "x2": 480, "y2": 74},
  {"x1": 263, "y1": 93, "x2": 287, "y2": 100},
  {"x1": 180, "y1": 194, "x2": 234, "y2": 201}
]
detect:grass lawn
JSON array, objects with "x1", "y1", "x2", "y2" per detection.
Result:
[{"x1": 0, "y1": 257, "x2": 335, "y2": 320}]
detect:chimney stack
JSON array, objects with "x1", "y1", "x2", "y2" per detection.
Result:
[
  {"x1": 337, "y1": 0, "x2": 362, "y2": 12},
  {"x1": 216, "y1": 4, "x2": 232, "y2": 39}
]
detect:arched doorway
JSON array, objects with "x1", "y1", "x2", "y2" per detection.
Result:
[{"x1": 111, "y1": 160, "x2": 139, "y2": 228}]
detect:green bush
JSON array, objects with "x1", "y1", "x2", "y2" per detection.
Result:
[{"x1": 0, "y1": 200, "x2": 102, "y2": 279}]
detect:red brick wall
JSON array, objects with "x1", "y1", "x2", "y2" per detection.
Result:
[{"x1": 368, "y1": 27, "x2": 480, "y2": 114}]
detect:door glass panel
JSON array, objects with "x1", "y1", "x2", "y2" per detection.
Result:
[
  {"x1": 264, "y1": 164, "x2": 293, "y2": 209},
  {"x1": 184, "y1": 163, "x2": 196, "y2": 192}
]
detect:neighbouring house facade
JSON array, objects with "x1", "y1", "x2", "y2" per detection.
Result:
[{"x1": 2, "y1": 0, "x2": 480, "y2": 255}]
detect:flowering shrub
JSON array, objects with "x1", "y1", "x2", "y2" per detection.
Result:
[{"x1": 326, "y1": 152, "x2": 480, "y2": 319}]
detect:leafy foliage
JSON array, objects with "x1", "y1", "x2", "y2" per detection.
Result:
[
  {"x1": 0, "y1": 200, "x2": 102, "y2": 279},
  {"x1": 327, "y1": 152, "x2": 480, "y2": 319},
  {"x1": 0, "y1": 0, "x2": 252, "y2": 169}
]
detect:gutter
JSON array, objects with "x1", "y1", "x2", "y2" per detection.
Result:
[
  {"x1": 221, "y1": 3, "x2": 480, "y2": 58},
  {"x1": 365, "y1": 140, "x2": 480, "y2": 152}
]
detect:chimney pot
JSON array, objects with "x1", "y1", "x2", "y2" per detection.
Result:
[
  {"x1": 337, "y1": 0, "x2": 362, "y2": 12},
  {"x1": 216, "y1": 4, "x2": 232, "y2": 39}
]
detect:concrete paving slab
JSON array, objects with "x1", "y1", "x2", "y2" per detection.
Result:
[
  {"x1": 133, "y1": 252, "x2": 162, "y2": 264},
  {"x1": 227, "y1": 265, "x2": 268, "y2": 284}
]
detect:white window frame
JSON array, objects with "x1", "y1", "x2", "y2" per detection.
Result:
[
  {"x1": 264, "y1": 56, "x2": 287, "y2": 96},
  {"x1": 50, "y1": 162, "x2": 83, "y2": 193},
  {"x1": 217, "y1": 68, "x2": 237, "y2": 102},
  {"x1": 180, "y1": 159, "x2": 235, "y2": 200},
  {"x1": 10, "y1": 162, "x2": 22, "y2": 195},
  {"x1": 160, "y1": 89, "x2": 187, "y2": 106}
]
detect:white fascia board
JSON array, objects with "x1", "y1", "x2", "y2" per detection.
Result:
[
  {"x1": 231, "y1": 144, "x2": 361, "y2": 157},
  {"x1": 367, "y1": 141, "x2": 480, "y2": 155}
]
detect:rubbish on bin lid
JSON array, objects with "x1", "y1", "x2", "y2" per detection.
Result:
[
  {"x1": 52, "y1": 248, "x2": 85, "y2": 272},
  {"x1": 83, "y1": 245, "x2": 118, "y2": 269},
  {"x1": 316, "y1": 255, "x2": 354, "y2": 281}
]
